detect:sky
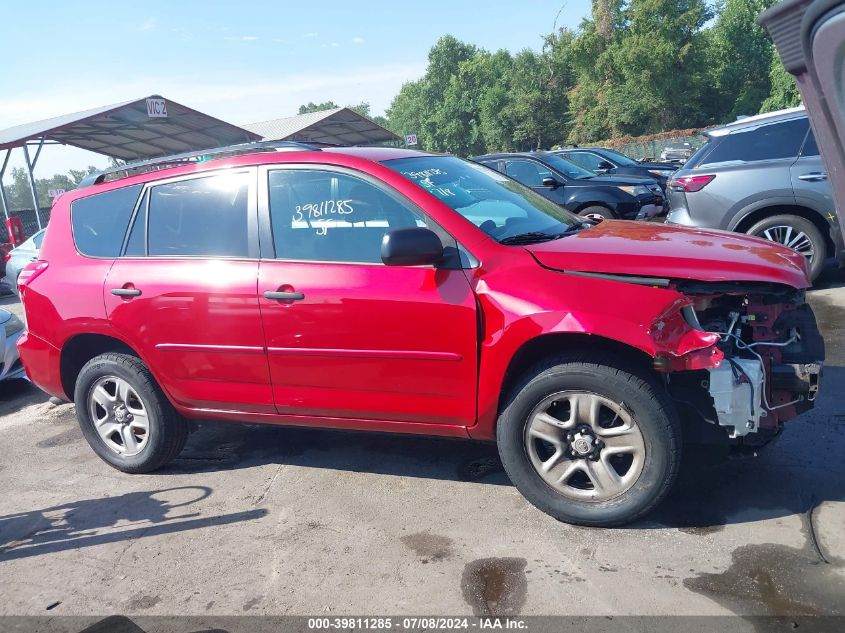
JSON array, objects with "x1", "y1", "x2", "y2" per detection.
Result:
[{"x1": 0, "y1": 0, "x2": 591, "y2": 181}]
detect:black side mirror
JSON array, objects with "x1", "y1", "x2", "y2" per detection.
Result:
[
  {"x1": 541, "y1": 176, "x2": 562, "y2": 189},
  {"x1": 596, "y1": 161, "x2": 614, "y2": 173},
  {"x1": 381, "y1": 227, "x2": 444, "y2": 266}
]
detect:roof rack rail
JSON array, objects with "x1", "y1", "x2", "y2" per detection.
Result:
[{"x1": 79, "y1": 140, "x2": 322, "y2": 187}]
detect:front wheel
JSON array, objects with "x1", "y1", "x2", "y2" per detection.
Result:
[
  {"x1": 497, "y1": 354, "x2": 681, "y2": 527},
  {"x1": 74, "y1": 353, "x2": 188, "y2": 473},
  {"x1": 746, "y1": 214, "x2": 827, "y2": 281},
  {"x1": 578, "y1": 205, "x2": 616, "y2": 221}
]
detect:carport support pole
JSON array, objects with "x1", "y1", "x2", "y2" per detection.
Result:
[
  {"x1": 0, "y1": 149, "x2": 11, "y2": 222},
  {"x1": 22, "y1": 144, "x2": 43, "y2": 230}
]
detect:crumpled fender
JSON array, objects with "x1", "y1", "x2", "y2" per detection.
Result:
[{"x1": 468, "y1": 254, "x2": 721, "y2": 439}]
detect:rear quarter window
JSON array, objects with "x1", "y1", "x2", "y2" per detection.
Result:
[
  {"x1": 71, "y1": 185, "x2": 142, "y2": 257},
  {"x1": 697, "y1": 117, "x2": 809, "y2": 168}
]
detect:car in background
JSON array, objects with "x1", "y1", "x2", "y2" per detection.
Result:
[
  {"x1": 665, "y1": 107, "x2": 843, "y2": 281},
  {"x1": 556, "y1": 147, "x2": 677, "y2": 191},
  {"x1": 660, "y1": 143, "x2": 697, "y2": 164},
  {"x1": 759, "y1": 0, "x2": 845, "y2": 278},
  {"x1": 472, "y1": 151, "x2": 665, "y2": 220},
  {"x1": 2, "y1": 228, "x2": 45, "y2": 296},
  {"x1": 1, "y1": 308, "x2": 25, "y2": 382}
]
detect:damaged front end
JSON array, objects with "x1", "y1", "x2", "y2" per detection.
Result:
[{"x1": 663, "y1": 280, "x2": 824, "y2": 447}]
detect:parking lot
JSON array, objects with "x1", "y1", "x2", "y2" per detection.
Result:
[{"x1": 0, "y1": 273, "x2": 843, "y2": 618}]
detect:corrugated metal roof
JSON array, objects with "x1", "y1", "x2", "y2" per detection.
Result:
[
  {"x1": 243, "y1": 107, "x2": 399, "y2": 145},
  {"x1": 0, "y1": 95, "x2": 261, "y2": 160}
]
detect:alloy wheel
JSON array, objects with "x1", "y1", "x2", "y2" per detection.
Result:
[
  {"x1": 87, "y1": 375, "x2": 151, "y2": 456},
  {"x1": 524, "y1": 391, "x2": 646, "y2": 501},
  {"x1": 756, "y1": 224, "x2": 815, "y2": 259}
]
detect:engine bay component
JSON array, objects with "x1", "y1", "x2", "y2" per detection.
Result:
[{"x1": 707, "y1": 358, "x2": 764, "y2": 437}]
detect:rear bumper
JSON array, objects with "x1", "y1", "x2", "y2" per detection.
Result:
[
  {"x1": 1, "y1": 328, "x2": 26, "y2": 381},
  {"x1": 16, "y1": 329, "x2": 65, "y2": 398}
]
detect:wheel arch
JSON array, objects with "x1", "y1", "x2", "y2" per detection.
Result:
[
  {"x1": 731, "y1": 204, "x2": 835, "y2": 254},
  {"x1": 60, "y1": 333, "x2": 141, "y2": 401},
  {"x1": 496, "y1": 332, "x2": 656, "y2": 420}
]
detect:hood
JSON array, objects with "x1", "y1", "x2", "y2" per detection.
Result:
[
  {"x1": 576, "y1": 174, "x2": 659, "y2": 187},
  {"x1": 635, "y1": 161, "x2": 677, "y2": 171},
  {"x1": 526, "y1": 220, "x2": 810, "y2": 288}
]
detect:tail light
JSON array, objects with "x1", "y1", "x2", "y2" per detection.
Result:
[
  {"x1": 17, "y1": 261, "x2": 48, "y2": 288},
  {"x1": 668, "y1": 174, "x2": 715, "y2": 193}
]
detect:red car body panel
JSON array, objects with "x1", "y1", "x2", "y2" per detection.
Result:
[{"x1": 17, "y1": 147, "x2": 812, "y2": 442}]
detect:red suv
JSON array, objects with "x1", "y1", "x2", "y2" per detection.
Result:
[{"x1": 17, "y1": 143, "x2": 825, "y2": 527}]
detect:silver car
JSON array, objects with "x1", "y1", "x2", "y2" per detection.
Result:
[
  {"x1": 1, "y1": 229, "x2": 45, "y2": 296},
  {"x1": 0, "y1": 308, "x2": 25, "y2": 382},
  {"x1": 666, "y1": 107, "x2": 844, "y2": 281}
]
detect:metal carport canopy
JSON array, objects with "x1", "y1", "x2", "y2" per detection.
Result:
[
  {"x1": 0, "y1": 94, "x2": 261, "y2": 161},
  {"x1": 243, "y1": 107, "x2": 400, "y2": 146}
]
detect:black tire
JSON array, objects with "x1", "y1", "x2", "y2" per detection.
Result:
[
  {"x1": 578, "y1": 205, "x2": 617, "y2": 220},
  {"x1": 74, "y1": 353, "x2": 187, "y2": 473},
  {"x1": 746, "y1": 214, "x2": 827, "y2": 281},
  {"x1": 496, "y1": 353, "x2": 681, "y2": 527}
]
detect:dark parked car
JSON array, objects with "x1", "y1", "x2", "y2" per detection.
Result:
[
  {"x1": 556, "y1": 147, "x2": 677, "y2": 190},
  {"x1": 473, "y1": 151, "x2": 665, "y2": 220},
  {"x1": 665, "y1": 106, "x2": 843, "y2": 281}
]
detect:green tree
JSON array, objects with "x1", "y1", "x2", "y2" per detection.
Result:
[
  {"x1": 298, "y1": 101, "x2": 340, "y2": 114},
  {"x1": 760, "y1": 55, "x2": 801, "y2": 112},
  {"x1": 708, "y1": 0, "x2": 778, "y2": 120}
]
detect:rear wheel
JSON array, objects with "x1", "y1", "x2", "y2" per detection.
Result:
[
  {"x1": 578, "y1": 205, "x2": 616, "y2": 221},
  {"x1": 74, "y1": 353, "x2": 187, "y2": 473},
  {"x1": 497, "y1": 354, "x2": 681, "y2": 527},
  {"x1": 746, "y1": 214, "x2": 827, "y2": 281}
]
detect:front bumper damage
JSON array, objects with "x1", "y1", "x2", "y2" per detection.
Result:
[{"x1": 663, "y1": 281, "x2": 824, "y2": 444}]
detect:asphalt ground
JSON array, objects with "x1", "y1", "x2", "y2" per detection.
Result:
[{"x1": 0, "y1": 271, "x2": 843, "y2": 620}]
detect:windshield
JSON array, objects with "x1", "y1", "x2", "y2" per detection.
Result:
[
  {"x1": 384, "y1": 156, "x2": 581, "y2": 241},
  {"x1": 541, "y1": 154, "x2": 595, "y2": 180},
  {"x1": 598, "y1": 148, "x2": 637, "y2": 166}
]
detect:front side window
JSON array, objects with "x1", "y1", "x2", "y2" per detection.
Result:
[
  {"x1": 504, "y1": 159, "x2": 553, "y2": 187},
  {"x1": 698, "y1": 117, "x2": 810, "y2": 167},
  {"x1": 562, "y1": 151, "x2": 606, "y2": 172},
  {"x1": 268, "y1": 169, "x2": 427, "y2": 263},
  {"x1": 71, "y1": 185, "x2": 142, "y2": 257},
  {"x1": 146, "y1": 172, "x2": 250, "y2": 257},
  {"x1": 384, "y1": 156, "x2": 582, "y2": 242},
  {"x1": 800, "y1": 129, "x2": 819, "y2": 157}
]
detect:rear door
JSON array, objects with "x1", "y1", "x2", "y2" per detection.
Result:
[
  {"x1": 256, "y1": 165, "x2": 478, "y2": 427},
  {"x1": 502, "y1": 158, "x2": 568, "y2": 206},
  {"x1": 104, "y1": 169, "x2": 273, "y2": 413},
  {"x1": 790, "y1": 127, "x2": 836, "y2": 222}
]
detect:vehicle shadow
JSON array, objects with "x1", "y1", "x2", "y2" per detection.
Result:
[
  {"x1": 0, "y1": 379, "x2": 49, "y2": 412},
  {"x1": 0, "y1": 486, "x2": 267, "y2": 562},
  {"x1": 155, "y1": 368, "x2": 844, "y2": 533}
]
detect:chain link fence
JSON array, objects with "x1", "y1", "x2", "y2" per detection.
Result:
[
  {"x1": 0, "y1": 208, "x2": 51, "y2": 244},
  {"x1": 589, "y1": 129, "x2": 705, "y2": 162}
]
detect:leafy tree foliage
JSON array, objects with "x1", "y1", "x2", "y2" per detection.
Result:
[{"x1": 381, "y1": 0, "x2": 796, "y2": 154}]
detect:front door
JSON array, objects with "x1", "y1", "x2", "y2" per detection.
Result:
[
  {"x1": 104, "y1": 169, "x2": 273, "y2": 413},
  {"x1": 257, "y1": 166, "x2": 478, "y2": 427}
]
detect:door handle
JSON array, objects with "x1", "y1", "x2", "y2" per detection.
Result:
[
  {"x1": 798, "y1": 172, "x2": 827, "y2": 181},
  {"x1": 111, "y1": 288, "x2": 142, "y2": 297},
  {"x1": 264, "y1": 290, "x2": 305, "y2": 301}
]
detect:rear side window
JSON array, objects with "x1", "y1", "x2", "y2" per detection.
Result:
[
  {"x1": 147, "y1": 173, "x2": 250, "y2": 257},
  {"x1": 71, "y1": 185, "x2": 142, "y2": 257},
  {"x1": 698, "y1": 117, "x2": 809, "y2": 167}
]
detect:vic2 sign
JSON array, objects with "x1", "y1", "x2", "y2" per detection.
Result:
[{"x1": 146, "y1": 98, "x2": 168, "y2": 118}]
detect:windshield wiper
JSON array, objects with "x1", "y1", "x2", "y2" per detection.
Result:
[{"x1": 499, "y1": 223, "x2": 591, "y2": 245}]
